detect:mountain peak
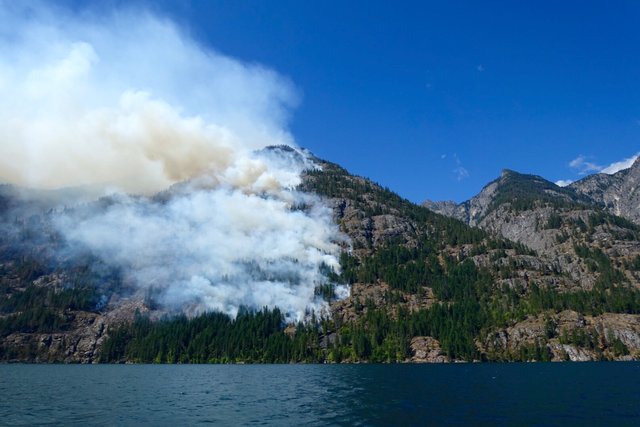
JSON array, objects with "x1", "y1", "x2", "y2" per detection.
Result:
[{"x1": 500, "y1": 168, "x2": 517, "y2": 178}]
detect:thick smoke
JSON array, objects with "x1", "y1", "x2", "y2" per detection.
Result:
[
  {"x1": 0, "y1": 2, "x2": 297, "y2": 193},
  {"x1": 0, "y1": 3, "x2": 347, "y2": 321}
]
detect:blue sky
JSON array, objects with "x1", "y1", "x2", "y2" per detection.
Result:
[{"x1": 60, "y1": 1, "x2": 640, "y2": 202}]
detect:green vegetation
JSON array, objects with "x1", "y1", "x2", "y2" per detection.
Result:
[
  {"x1": 96, "y1": 163, "x2": 640, "y2": 364},
  {"x1": 624, "y1": 255, "x2": 640, "y2": 271},
  {"x1": 484, "y1": 170, "x2": 592, "y2": 216},
  {"x1": 301, "y1": 164, "x2": 488, "y2": 248},
  {"x1": 0, "y1": 284, "x2": 101, "y2": 337},
  {"x1": 100, "y1": 308, "x2": 325, "y2": 363},
  {"x1": 97, "y1": 250, "x2": 640, "y2": 363},
  {"x1": 4, "y1": 159, "x2": 640, "y2": 363},
  {"x1": 545, "y1": 213, "x2": 563, "y2": 229}
]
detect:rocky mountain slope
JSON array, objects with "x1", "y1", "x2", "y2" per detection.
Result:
[
  {"x1": 426, "y1": 157, "x2": 640, "y2": 228},
  {"x1": 2, "y1": 151, "x2": 640, "y2": 363},
  {"x1": 422, "y1": 167, "x2": 640, "y2": 282},
  {"x1": 569, "y1": 157, "x2": 640, "y2": 224},
  {"x1": 420, "y1": 162, "x2": 640, "y2": 361},
  {"x1": 303, "y1": 160, "x2": 640, "y2": 362}
]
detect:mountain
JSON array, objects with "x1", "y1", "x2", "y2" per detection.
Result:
[
  {"x1": 423, "y1": 167, "x2": 640, "y2": 255},
  {"x1": 426, "y1": 158, "x2": 640, "y2": 230},
  {"x1": 569, "y1": 157, "x2": 640, "y2": 224},
  {"x1": 421, "y1": 164, "x2": 640, "y2": 361},
  {"x1": 2, "y1": 151, "x2": 640, "y2": 363},
  {"x1": 423, "y1": 169, "x2": 592, "y2": 227}
]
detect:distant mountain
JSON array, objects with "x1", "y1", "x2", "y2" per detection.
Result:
[
  {"x1": 425, "y1": 159, "x2": 640, "y2": 229},
  {"x1": 424, "y1": 169, "x2": 596, "y2": 226},
  {"x1": 569, "y1": 157, "x2": 640, "y2": 225}
]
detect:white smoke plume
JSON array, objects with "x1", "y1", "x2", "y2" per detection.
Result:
[
  {"x1": 0, "y1": 2, "x2": 347, "y2": 321},
  {"x1": 0, "y1": 1, "x2": 297, "y2": 193}
]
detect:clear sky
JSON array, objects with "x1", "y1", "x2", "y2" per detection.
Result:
[{"x1": 59, "y1": 1, "x2": 640, "y2": 202}]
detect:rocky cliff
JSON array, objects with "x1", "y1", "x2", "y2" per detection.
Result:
[{"x1": 569, "y1": 157, "x2": 640, "y2": 225}]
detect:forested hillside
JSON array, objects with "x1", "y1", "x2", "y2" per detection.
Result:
[{"x1": 2, "y1": 155, "x2": 640, "y2": 363}]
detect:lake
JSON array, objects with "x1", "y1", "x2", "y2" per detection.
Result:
[{"x1": 1, "y1": 363, "x2": 639, "y2": 426}]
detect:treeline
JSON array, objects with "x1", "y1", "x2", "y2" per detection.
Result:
[
  {"x1": 97, "y1": 260, "x2": 640, "y2": 364},
  {"x1": 336, "y1": 241, "x2": 525, "y2": 296},
  {"x1": 100, "y1": 308, "x2": 325, "y2": 363},
  {"x1": 0, "y1": 284, "x2": 100, "y2": 336},
  {"x1": 99, "y1": 303, "x2": 487, "y2": 364}
]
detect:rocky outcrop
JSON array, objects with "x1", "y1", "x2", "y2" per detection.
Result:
[
  {"x1": 331, "y1": 282, "x2": 436, "y2": 325},
  {"x1": 422, "y1": 200, "x2": 466, "y2": 223},
  {"x1": 410, "y1": 336, "x2": 450, "y2": 363},
  {"x1": 423, "y1": 166, "x2": 640, "y2": 293},
  {"x1": 0, "y1": 296, "x2": 155, "y2": 363},
  {"x1": 570, "y1": 157, "x2": 640, "y2": 225},
  {"x1": 2, "y1": 152, "x2": 640, "y2": 364},
  {"x1": 481, "y1": 310, "x2": 640, "y2": 361}
]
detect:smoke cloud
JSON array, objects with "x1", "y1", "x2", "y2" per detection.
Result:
[
  {"x1": 0, "y1": 2, "x2": 297, "y2": 193},
  {"x1": 0, "y1": 2, "x2": 347, "y2": 320}
]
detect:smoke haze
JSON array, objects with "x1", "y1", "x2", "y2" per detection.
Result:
[
  {"x1": 0, "y1": 2, "x2": 297, "y2": 193},
  {"x1": 0, "y1": 2, "x2": 347, "y2": 321}
]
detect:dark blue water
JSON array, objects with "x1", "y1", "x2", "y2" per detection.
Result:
[{"x1": 1, "y1": 363, "x2": 639, "y2": 426}]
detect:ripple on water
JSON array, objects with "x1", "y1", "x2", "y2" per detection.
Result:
[{"x1": 0, "y1": 364, "x2": 640, "y2": 426}]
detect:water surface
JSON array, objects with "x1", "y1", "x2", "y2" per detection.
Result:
[{"x1": 1, "y1": 363, "x2": 639, "y2": 426}]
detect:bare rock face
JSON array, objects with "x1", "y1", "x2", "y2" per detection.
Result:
[
  {"x1": 423, "y1": 169, "x2": 581, "y2": 227},
  {"x1": 423, "y1": 180, "x2": 500, "y2": 226},
  {"x1": 482, "y1": 315, "x2": 547, "y2": 358},
  {"x1": 570, "y1": 157, "x2": 640, "y2": 225},
  {"x1": 481, "y1": 310, "x2": 640, "y2": 361},
  {"x1": 423, "y1": 162, "x2": 640, "y2": 235},
  {"x1": 410, "y1": 336, "x2": 450, "y2": 363},
  {"x1": 2, "y1": 314, "x2": 104, "y2": 363},
  {"x1": 478, "y1": 206, "x2": 558, "y2": 252},
  {"x1": 547, "y1": 343, "x2": 597, "y2": 362},
  {"x1": 325, "y1": 186, "x2": 422, "y2": 258},
  {"x1": 0, "y1": 297, "x2": 154, "y2": 363},
  {"x1": 596, "y1": 313, "x2": 640, "y2": 350},
  {"x1": 422, "y1": 200, "x2": 465, "y2": 222},
  {"x1": 331, "y1": 282, "x2": 435, "y2": 325},
  {"x1": 423, "y1": 166, "x2": 640, "y2": 293}
]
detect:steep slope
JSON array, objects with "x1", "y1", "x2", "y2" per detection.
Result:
[
  {"x1": 302, "y1": 160, "x2": 640, "y2": 362},
  {"x1": 424, "y1": 169, "x2": 592, "y2": 227},
  {"x1": 569, "y1": 157, "x2": 640, "y2": 224},
  {"x1": 425, "y1": 168, "x2": 640, "y2": 283},
  {"x1": 0, "y1": 186, "x2": 159, "y2": 362}
]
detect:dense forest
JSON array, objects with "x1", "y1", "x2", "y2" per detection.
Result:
[{"x1": 97, "y1": 236, "x2": 640, "y2": 363}]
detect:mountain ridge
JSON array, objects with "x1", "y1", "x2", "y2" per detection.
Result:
[{"x1": 425, "y1": 157, "x2": 640, "y2": 227}]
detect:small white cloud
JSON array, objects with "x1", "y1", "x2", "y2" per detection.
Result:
[
  {"x1": 476, "y1": 64, "x2": 484, "y2": 72},
  {"x1": 559, "y1": 152, "x2": 639, "y2": 185},
  {"x1": 600, "y1": 152, "x2": 640, "y2": 174},
  {"x1": 449, "y1": 153, "x2": 469, "y2": 181},
  {"x1": 453, "y1": 166, "x2": 469, "y2": 181},
  {"x1": 568, "y1": 153, "x2": 639, "y2": 176},
  {"x1": 440, "y1": 154, "x2": 447, "y2": 159},
  {"x1": 569, "y1": 155, "x2": 602, "y2": 175}
]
